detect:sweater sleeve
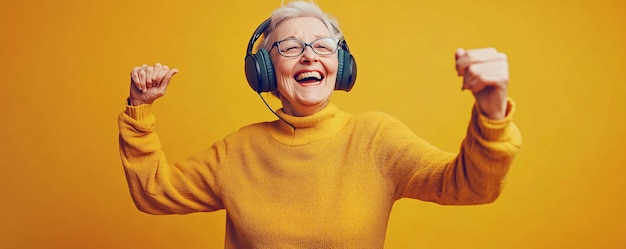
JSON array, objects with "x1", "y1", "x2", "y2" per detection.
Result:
[
  {"x1": 118, "y1": 104, "x2": 224, "y2": 214},
  {"x1": 378, "y1": 98, "x2": 522, "y2": 205}
]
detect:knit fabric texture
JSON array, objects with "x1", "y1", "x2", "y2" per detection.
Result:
[{"x1": 118, "y1": 101, "x2": 522, "y2": 248}]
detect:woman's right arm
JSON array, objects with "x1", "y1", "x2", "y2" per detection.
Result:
[{"x1": 118, "y1": 63, "x2": 224, "y2": 214}]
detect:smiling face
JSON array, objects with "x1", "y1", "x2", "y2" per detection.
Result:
[{"x1": 270, "y1": 16, "x2": 338, "y2": 117}]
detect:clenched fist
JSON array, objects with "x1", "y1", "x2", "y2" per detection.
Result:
[
  {"x1": 128, "y1": 63, "x2": 179, "y2": 106},
  {"x1": 455, "y1": 48, "x2": 509, "y2": 120}
]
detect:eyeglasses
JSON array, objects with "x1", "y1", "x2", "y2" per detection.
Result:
[{"x1": 271, "y1": 37, "x2": 340, "y2": 57}]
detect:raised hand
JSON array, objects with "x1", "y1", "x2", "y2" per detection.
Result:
[
  {"x1": 455, "y1": 48, "x2": 509, "y2": 120},
  {"x1": 128, "y1": 63, "x2": 179, "y2": 106}
]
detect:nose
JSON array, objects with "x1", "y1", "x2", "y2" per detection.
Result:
[{"x1": 300, "y1": 45, "x2": 319, "y2": 63}]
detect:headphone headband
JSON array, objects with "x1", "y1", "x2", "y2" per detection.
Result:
[{"x1": 246, "y1": 18, "x2": 271, "y2": 56}]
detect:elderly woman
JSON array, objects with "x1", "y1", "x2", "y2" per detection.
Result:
[{"x1": 118, "y1": 1, "x2": 521, "y2": 248}]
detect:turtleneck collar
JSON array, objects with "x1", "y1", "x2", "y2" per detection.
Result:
[{"x1": 268, "y1": 103, "x2": 351, "y2": 146}]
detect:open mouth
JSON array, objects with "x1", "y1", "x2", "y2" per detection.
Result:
[{"x1": 295, "y1": 71, "x2": 324, "y2": 85}]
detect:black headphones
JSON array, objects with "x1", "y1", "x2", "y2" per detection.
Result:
[{"x1": 244, "y1": 18, "x2": 357, "y2": 93}]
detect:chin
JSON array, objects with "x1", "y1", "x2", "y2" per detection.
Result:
[
  {"x1": 295, "y1": 88, "x2": 333, "y2": 105},
  {"x1": 296, "y1": 95, "x2": 329, "y2": 106}
]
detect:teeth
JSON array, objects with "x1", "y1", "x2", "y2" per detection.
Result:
[{"x1": 295, "y1": 71, "x2": 322, "y2": 81}]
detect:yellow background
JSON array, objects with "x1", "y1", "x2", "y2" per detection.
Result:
[{"x1": 1, "y1": 0, "x2": 624, "y2": 248}]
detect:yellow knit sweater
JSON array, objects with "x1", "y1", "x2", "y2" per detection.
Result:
[{"x1": 118, "y1": 101, "x2": 521, "y2": 248}]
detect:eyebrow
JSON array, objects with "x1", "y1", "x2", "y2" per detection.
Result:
[{"x1": 277, "y1": 34, "x2": 327, "y2": 41}]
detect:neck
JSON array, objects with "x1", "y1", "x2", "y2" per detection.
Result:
[
  {"x1": 271, "y1": 102, "x2": 347, "y2": 145},
  {"x1": 280, "y1": 98, "x2": 329, "y2": 117}
]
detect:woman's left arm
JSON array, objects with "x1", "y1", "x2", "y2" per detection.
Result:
[
  {"x1": 382, "y1": 48, "x2": 522, "y2": 204},
  {"x1": 380, "y1": 101, "x2": 521, "y2": 205}
]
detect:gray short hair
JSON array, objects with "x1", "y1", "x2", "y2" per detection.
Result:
[{"x1": 259, "y1": 1, "x2": 344, "y2": 51}]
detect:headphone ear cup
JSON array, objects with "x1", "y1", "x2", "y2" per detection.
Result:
[
  {"x1": 335, "y1": 48, "x2": 357, "y2": 91},
  {"x1": 245, "y1": 54, "x2": 262, "y2": 92},
  {"x1": 244, "y1": 48, "x2": 276, "y2": 92},
  {"x1": 256, "y1": 48, "x2": 276, "y2": 92}
]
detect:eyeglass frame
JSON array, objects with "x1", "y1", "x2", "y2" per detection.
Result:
[{"x1": 269, "y1": 37, "x2": 342, "y2": 58}]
